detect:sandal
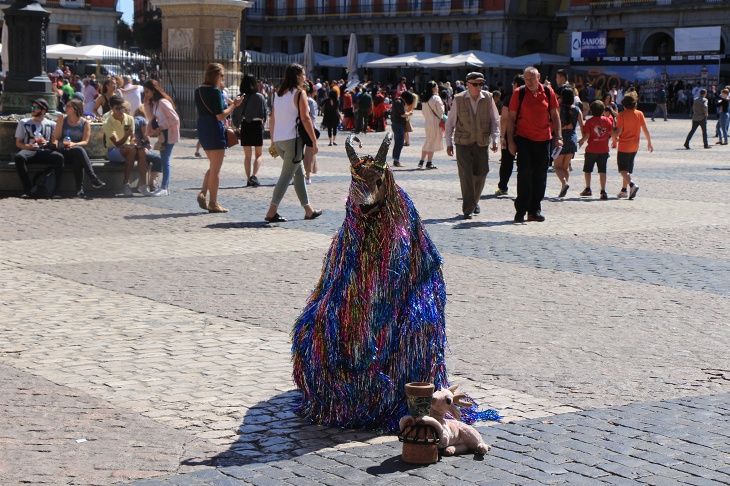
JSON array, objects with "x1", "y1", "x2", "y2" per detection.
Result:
[
  {"x1": 304, "y1": 209, "x2": 323, "y2": 220},
  {"x1": 197, "y1": 192, "x2": 207, "y2": 209},
  {"x1": 265, "y1": 213, "x2": 287, "y2": 223},
  {"x1": 207, "y1": 202, "x2": 229, "y2": 213}
]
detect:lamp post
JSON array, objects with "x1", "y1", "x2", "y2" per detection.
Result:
[{"x1": 2, "y1": 0, "x2": 54, "y2": 115}]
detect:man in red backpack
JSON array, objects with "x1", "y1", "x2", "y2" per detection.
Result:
[{"x1": 505, "y1": 66, "x2": 562, "y2": 223}]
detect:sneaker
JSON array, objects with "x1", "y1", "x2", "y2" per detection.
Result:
[
  {"x1": 305, "y1": 178, "x2": 311, "y2": 185},
  {"x1": 629, "y1": 185, "x2": 639, "y2": 200},
  {"x1": 332, "y1": 141, "x2": 337, "y2": 146},
  {"x1": 151, "y1": 188, "x2": 169, "y2": 197},
  {"x1": 76, "y1": 189, "x2": 86, "y2": 198},
  {"x1": 474, "y1": 204, "x2": 481, "y2": 214},
  {"x1": 417, "y1": 160, "x2": 424, "y2": 169},
  {"x1": 600, "y1": 190, "x2": 608, "y2": 200},
  {"x1": 495, "y1": 188, "x2": 508, "y2": 196},
  {"x1": 426, "y1": 162, "x2": 438, "y2": 170},
  {"x1": 91, "y1": 176, "x2": 105, "y2": 189},
  {"x1": 393, "y1": 160, "x2": 402, "y2": 167},
  {"x1": 138, "y1": 185, "x2": 153, "y2": 197},
  {"x1": 527, "y1": 213, "x2": 546, "y2": 222},
  {"x1": 558, "y1": 184, "x2": 569, "y2": 198},
  {"x1": 617, "y1": 190, "x2": 628, "y2": 198},
  {"x1": 580, "y1": 188, "x2": 592, "y2": 197},
  {"x1": 194, "y1": 152, "x2": 201, "y2": 157},
  {"x1": 123, "y1": 183, "x2": 133, "y2": 197}
]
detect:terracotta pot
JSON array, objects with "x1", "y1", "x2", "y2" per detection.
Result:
[{"x1": 405, "y1": 382, "x2": 434, "y2": 418}]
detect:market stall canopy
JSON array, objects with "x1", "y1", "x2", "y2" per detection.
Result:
[
  {"x1": 48, "y1": 44, "x2": 149, "y2": 62},
  {"x1": 413, "y1": 50, "x2": 513, "y2": 69},
  {"x1": 505, "y1": 53, "x2": 571, "y2": 69},
  {"x1": 319, "y1": 52, "x2": 387, "y2": 68},
  {"x1": 243, "y1": 51, "x2": 333, "y2": 66},
  {"x1": 364, "y1": 51, "x2": 440, "y2": 68}
]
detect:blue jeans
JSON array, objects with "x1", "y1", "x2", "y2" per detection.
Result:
[
  {"x1": 719, "y1": 112, "x2": 729, "y2": 144},
  {"x1": 391, "y1": 123, "x2": 405, "y2": 162},
  {"x1": 159, "y1": 129, "x2": 174, "y2": 188}
]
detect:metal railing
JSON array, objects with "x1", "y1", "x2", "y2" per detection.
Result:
[
  {"x1": 590, "y1": 0, "x2": 725, "y2": 8},
  {"x1": 253, "y1": 0, "x2": 482, "y2": 20}
]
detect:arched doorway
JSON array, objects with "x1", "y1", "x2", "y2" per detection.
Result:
[{"x1": 642, "y1": 32, "x2": 674, "y2": 57}]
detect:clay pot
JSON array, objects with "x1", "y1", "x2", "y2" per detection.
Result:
[{"x1": 405, "y1": 382, "x2": 434, "y2": 418}]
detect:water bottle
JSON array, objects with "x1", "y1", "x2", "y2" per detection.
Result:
[{"x1": 64, "y1": 129, "x2": 72, "y2": 149}]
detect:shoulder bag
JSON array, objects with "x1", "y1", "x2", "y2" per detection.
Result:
[
  {"x1": 427, "y1": 98, "x2": 448, "y2": 123},
  {"x1": 295, "y1": 90, "x2": 320, "y2": 147},
  {"x1": 199, "y1": 87, "x2": 238, "y2": 148}
]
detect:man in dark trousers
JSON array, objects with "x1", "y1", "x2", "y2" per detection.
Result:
[
  {"x1": 684, "y1": 88, "x2": 710, "y2": 150},
  {"x1": 495, "y1": 74, "x2": 525, "y2": 196},
  {"x1": 506, "y1": 66, "x2": 562, "y2": 223}
]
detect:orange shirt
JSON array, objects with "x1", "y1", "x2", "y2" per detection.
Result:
[{"x1": 616, "y1": 108, "x2": 646, "y2": 153}]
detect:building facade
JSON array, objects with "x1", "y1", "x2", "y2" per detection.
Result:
[{"x1": 0, "y1": 0, "x2": 120, "y2": 47}]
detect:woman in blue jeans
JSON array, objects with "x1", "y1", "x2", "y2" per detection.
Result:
[
  {"x1": 390, "y1": 91, "x2": 414, "y2": 167},
  {"x1": 143, "y1": 80, "x2": 180, "y2": 197}
]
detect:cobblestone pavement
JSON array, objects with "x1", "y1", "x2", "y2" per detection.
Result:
[{"x1": 1, "y1": 114, "x2": 729, "y2": 485}]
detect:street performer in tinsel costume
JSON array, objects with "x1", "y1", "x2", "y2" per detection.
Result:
[{"x1": 291, "y1": 133, "x2": 449, "y2": 432}]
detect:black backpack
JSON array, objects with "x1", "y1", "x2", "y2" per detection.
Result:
[{"x1": 30, "y1": 167, "x2": 56, "y2": 199}]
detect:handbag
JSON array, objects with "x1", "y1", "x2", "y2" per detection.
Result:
[
  {"x1": 296, "y1": 90, "x2": 320, "y2": 147},
  {"x1": 198, "y1": 87, "x2": 238, "y2": 148},
  {"x1": 427, "y1": 100, "x2": 448, "y2": 124}
]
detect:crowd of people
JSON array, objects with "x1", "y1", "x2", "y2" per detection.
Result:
[
  {"x1": 20, "y1": 61, "x2": 728, "y2": 225},
  {"x1": 14, "y1": 65, "x2": 179, "y2": 199}
]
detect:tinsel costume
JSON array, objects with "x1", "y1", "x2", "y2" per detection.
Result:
[{"x1": 292, "y1": 134, "x2": 498, "y2": 432}]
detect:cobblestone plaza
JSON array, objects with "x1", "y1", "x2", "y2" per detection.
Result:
[{"x1": 1, "y1": 115, "x2": 729, "y2": 485}]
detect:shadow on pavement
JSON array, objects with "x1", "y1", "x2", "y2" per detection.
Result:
[
  {"x1": 181, "y1": 390, "x2": 382, "y2": 469},
  {"x1": 205, "y1": 221, "x2": 271, "y2": 229},
  {"x1": 124, "y1": 212, "x2": 207, "y2": 220}
]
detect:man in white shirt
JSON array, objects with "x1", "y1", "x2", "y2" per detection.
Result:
[{"x1": 119, "y1": 75, "x2": 142, "y2": 113}]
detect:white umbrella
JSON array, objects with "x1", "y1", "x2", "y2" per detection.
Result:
[
  {"x1": 319, "y1": 52, "x2": 386, "y2": 68},
  {"x1": 46, "y1": 43, "x2": 93, "y2": 60},
  {"x1": 1, "y1": 26, "x2": 8, "y2": 76},
  {"x1": 346, "y1": 33, "x2": 358, "y2": 83},
  {"x1": 414, "y1": 50, "x2": 513, "y2": 69},
  {"x1": 57, "y1": 44, "x2": 150, "y2": 62},
  {"x1": 364, "y1": 51, "x2": 440, "y2": 68},
  {"x1": 303, "y1": 34, "x2": 314, "y2": 80}
]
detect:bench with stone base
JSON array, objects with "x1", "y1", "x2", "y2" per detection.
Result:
[{"x1": 0, "y1": 159, "x2": 141, "y2": 198}]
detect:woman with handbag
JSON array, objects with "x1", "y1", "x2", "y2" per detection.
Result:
[
  {"x1": 143, "y1": 79, "x2": 180, "y2": 197},
  {"x1": 232, "y1": 73, "x2": 268, "y2": 188},
  {"x1": 195, "y1": 62, "x2": 242, "y2": 213},
  {"x1": 264, "y1": 63, "x2": 322, "y2": 223},
  {"x1": 419, "y1": 80, "x2": 444, "y2": 169}
]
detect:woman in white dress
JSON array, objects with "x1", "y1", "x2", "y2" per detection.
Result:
[{"x1": 419, "y1": 80, "x2": 443, "y2": 169}]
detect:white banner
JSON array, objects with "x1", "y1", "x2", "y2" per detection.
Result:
[{"x1": 675, "y1": 27, "x2": 721, "y2": 53}]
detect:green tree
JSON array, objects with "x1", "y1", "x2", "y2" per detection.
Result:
[
  {"x1": 117, "y1": 19, "x2": 134, "y2": 49},
  {"x1": 133, "y1": 18, "x2": 162, "y2": 50}
]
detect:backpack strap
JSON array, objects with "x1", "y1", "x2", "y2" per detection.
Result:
[{"x1": 516, "y1": 84, "x2": 553, "y2": 127}]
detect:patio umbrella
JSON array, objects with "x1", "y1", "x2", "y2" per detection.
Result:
[
  {"x1": 58, "y1": 45, "x2": 150, "y2": 62},
  {"x1": 364, "y1": 51, "x2": 440, "y2": 68},
  {"x1": 346, "y1": 33, "x2": 358, "y2": 82},
  {"x1": 504, "y1": 53, "x2": 571, "y2": 69},
  {"x1": 303, "y1": 34, "x2": 315, "y2": 80},
  {"x1": 319, "y1": 52, "x2": 386, "y2": 68},
  {"x1": 414, "y1": 50, "x2": 513, "y2": 69}
]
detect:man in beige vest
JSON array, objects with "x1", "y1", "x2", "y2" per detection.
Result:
[{"x1": 444, "y1": 72, "x2": 500, "y2": 219}]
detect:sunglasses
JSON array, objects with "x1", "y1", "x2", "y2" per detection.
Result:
[
  {"x1": 31, "y1": 105, "x2": 42, "y2": 110},
  {"x1": 468, "y1": 82, "x2": 485, "y2": 86},
  {"x1": 113, "y1": 106, "x2": 126, "y2": 111}
]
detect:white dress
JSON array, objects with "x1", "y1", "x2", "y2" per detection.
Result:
[{"x1": 421, "y1": 96, "x2": 444, "y2": 153}]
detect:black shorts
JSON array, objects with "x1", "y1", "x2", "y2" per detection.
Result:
[
  {"x1": 239, "y1": 120, "x2": 264, "y2": 147},
  {"x1": 617, "y1": 151, "x2": 637, "y2": 173},
  {"x1": 583, "y1": 152, "x2": 608, "y2": 174}
]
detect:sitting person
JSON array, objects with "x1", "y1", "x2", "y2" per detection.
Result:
[
  {"x1": 14, "y1": 98, "x2": 65, "y2": 198},
  {"x1": 53, "y1": 99, "x2": 105, "y2": 198},
  {"x1": 132, "y1": 106, "x2": 163, "y2": 191},
  {"x1": 103, "y1": 94, "x2": 151, "y2": 196}
]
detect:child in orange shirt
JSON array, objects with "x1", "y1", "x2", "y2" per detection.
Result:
[{"x1": 612, "y1": 92, "x2": 653, "y2": 199}]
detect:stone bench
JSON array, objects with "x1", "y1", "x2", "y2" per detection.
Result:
[{"x1": 0, "y1": 159, "x2": 139, "y2": 197}]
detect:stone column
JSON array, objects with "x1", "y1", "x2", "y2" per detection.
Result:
[{"x1": 2, "y1": 0, "x2": 54, "y2": 115}]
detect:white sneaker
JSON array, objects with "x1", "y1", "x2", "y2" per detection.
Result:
[
  {"x1": 138, "y1": 185, "x2": 153, "y2": 196},
  {"x1": 305, "y1": 178, "x2": 312, "y2": 185},
  {"x1": 123, "y1": 183, "x2": 133, "y2": 196},
  {"x1": 151, "y1": 188, "x2": 169, "y2": 197}
]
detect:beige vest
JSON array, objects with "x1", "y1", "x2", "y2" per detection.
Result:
[{"x1": 453, "y1": 90, "x2": 494, "y2": 147}]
